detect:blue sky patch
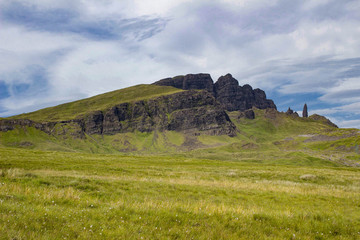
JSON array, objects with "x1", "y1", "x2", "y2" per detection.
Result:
[
  {"x1": 1, "y1": 1, "x2": 167, "y2": 41},
  {"x1": 0, "y1": 82, "x2": 10, "y2": 99}
]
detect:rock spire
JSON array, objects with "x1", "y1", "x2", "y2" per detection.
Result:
[{"x1": 303, "y1": 103, "x2": 308, "y2": 118}]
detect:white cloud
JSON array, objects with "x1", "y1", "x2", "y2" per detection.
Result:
[
  {"x1": 0, "y1": 0, "x2": 77, "y2": 10},
  {"x1": 302, "y1": 0, "x2": 330, "y2": 10},
  {"x1": 48, "y1": 41, "x2": 169, "y2": 98},
  {"x1": 0, "y1": 24, "x2": 80, "y2": 77},
  {"x1": 0, "y1": 0, "x2": 360, "y2": 128},
  {"x1": 319, "y1": 78, "x2": 360, "y2": 103},
  {"x1": 337, "y1": 119, "x2": 360, "y2": 129},
  {"x1": 310, "y1": 102, "x2": 360, "y2": 129}
]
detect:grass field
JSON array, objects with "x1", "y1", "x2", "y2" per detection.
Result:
[{"x1": 1, "y1": 147, "x2": 359, "y2": 239}]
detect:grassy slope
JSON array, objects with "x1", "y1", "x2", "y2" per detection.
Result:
[
  {"x1": 188, "y1": 109, "x2": 360, "y2": 166},
  {"x1": 0, "y1": 147, "x2": 359, "y2": 239},
  {"x1": 1, "y1": 108, "x2": 359, "y2": 167},
  {"x1": 9, "y1": 84, "x2": 183, "y2": 122},
  {"x1": 0, "y1": 127, "x2": 186, "y2": 154}
]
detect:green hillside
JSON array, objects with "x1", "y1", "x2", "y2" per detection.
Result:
[
  {"x1": 1, "y1": 84, "x2": 360, "y2": 239},
  {"x1": 10, "y1": 84, "x2": 183, "y2": 122}
]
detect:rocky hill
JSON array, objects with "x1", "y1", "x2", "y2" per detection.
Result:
[
  {"x1": 1, "y1": 73, "x2": 276, "y2": 138},
  {"x1": 1, "y1": 73, "x2": 353, "y2": 157},
  {"x1": 153, "y1": 73, "x2": 276, "y2": 111}
]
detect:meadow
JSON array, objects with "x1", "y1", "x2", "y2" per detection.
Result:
[{"x1": 1, "y1": 147, "x2": 359, "y2": 239}]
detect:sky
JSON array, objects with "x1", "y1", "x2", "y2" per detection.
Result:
[{"x1": 0, "y1": 0, "x2": 360, "y2": 128}]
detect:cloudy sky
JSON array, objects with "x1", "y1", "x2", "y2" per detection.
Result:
[{"x1": 0, "y1": 0, "x2": 360, "y2": 128}]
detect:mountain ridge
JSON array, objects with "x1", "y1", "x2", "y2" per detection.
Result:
[
  {"x1": 1, "y1": 73, "x2": 357, "y2": 162},
  {"x1": 1, "y1": 73, "x2": 279, "y2": 138}
]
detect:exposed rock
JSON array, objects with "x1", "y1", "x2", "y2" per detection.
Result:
[
  {"x1": 52, "y1": 120, "x2": 85, "y2": 138},
  {"x1": 238, "y1": 109, "x2": 255, "y2": 119},
  {"x1": 214, "y1": 74, "x2": 277, "y2": 111},
  {"x1": 84, "y1": 111, "x2": 104, "y2": 135},
  {"x1": 167, "y1": 106, "x2": 235, "y2": 135},
  {"x1": 153, "y1": 73, "x2": 277, "y2": 112},
  {"x1": 286, "y1": 107, "x2": 294, "y2": 115},
  {"x1": 0, "y1": 119, "x2": 57, "y2": 134},
  {"x1": 286, "y1": 107, "x2": 299, "y2": 117},
  {"x1": 0, "y1": 124, "x2": 14, "y2": 132},
  {"x1": 303, "y1": 103, "x2": 308, "y2": 118},
  {"x1": 97, "y1": 90, "x2": 236, "y2": 136},
  {"x1": 153, "y1": 73, "x2": 214, "y2": 93}
]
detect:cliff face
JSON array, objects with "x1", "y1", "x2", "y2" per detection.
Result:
[
  {"x1": 0, "y1": 90, "x2": 236, "y2": 137},
  {"x1": 86, "y1": 90, "x2": 236, "y2": 136},
  {"x1": 153, "y1": 73, "x2": 277, "y2": 111},
  {"x1": 155, "y1": 74, "x2": 214, "y2": 93},
  {"x1": 214, "y1": 74, "x2": 276, "y2": 111}
]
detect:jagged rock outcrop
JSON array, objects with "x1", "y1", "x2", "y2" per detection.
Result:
[
  {"x1": 286, "y1": 107, "x2": 294, "y2": 114},
  {"x1": 84, "y1": 111, "x2": 104, "y2": 135},
  {"x1": 154, "y1": 73, "x2": 214, "y2": 93},
  {"x1": 286, "y1": 107, "x2": 299, "y2": 117},
  {"x1": 153, "y1": 73, "x2": 277, "y2": 112},
  {"x1": 238, "y1": 109, "x2": 255, "y2": 119},
  {"x1": 214, "y1": 74, "x2": 276, "y2": 111}
]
